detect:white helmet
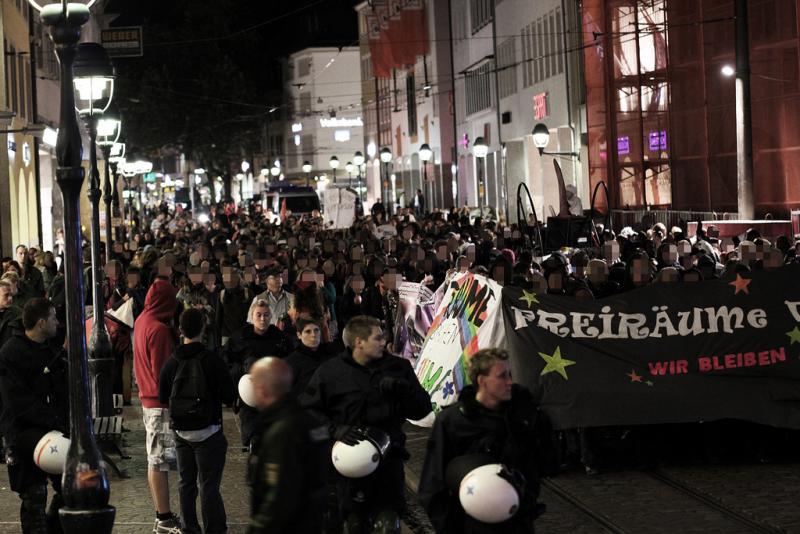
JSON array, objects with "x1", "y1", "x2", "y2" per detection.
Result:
[
  {"x1": 331, "y1": 428, "x2": 391, "y2": 478},
  {"x1": 458, "y1": 464, "x2": 521, "y2": 524},
  {"x1": 238, "y1": 374, "x2": 257, "y2": 407},
  {"x1": 33, "y1": 431, "x2": 70, "y2": 475}
]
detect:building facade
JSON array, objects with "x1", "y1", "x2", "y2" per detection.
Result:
[
  {"x1": 583, "y1": 0, "x2": 800, "y2": 217},
  {"x1": 284, "y1": 47, "x2": 364, "y2": 192}
]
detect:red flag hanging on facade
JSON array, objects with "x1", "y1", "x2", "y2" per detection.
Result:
[
  {"x1": 376, "y1": 1, "x2": 397, "y2": 74},
  {"x1": 387, "y1": 0, "x2": 413, "y2": 66},
  {"x1": 403, "y1": 0, "x2": 429, "y2": 59},
  {"x1": 367, "y1": 11, "x2": 391, "y2": 78}
]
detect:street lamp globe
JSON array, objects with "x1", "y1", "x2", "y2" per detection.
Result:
[
  {"x1": 96, "y1": 117, "x2": 121, "y2": 147},
  {"x1": 345, "y1": 161, "x2": 354, "y2": 174},
  {"x1": 73, "y1": 42, "x2": 115, "y2": 116},
  {"x1": 302, "y1": 161, "x2": 312, "y2": 173},
  {"x1": 532, "y1": 123, "x2": 550, "y2": 152},
  {"x1": 241, "y1": 160, "x2": 250, "y2": 173},
  {"x1": 721, "y1": 64, "x2": 735, "y2": 77},
  {"x1": 380, "y1": 147, "x2": 392, "y2": 163},
  {"x1": 353, "y1": 151, "x2": 365, "y2": 166},
  {"x1": 419, "y1": 143, "x2": 433, "y2": 162},
  {"x1": 329, "y1": 155, "x2": 340, "y2": 170},
  {"x1": 270, "y1": 166, "x2": 280, "y2": 177},
  {"x1": 473, "y1": 137, "x2": 489, "y2": 158}
]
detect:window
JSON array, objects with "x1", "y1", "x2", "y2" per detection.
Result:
[
  {"x1": 297, "y1": 57, "x2": 311, "y2": 77},
  {"x1": 497, "y1": 38, "x2": 517, "y2": 99},
  {"x1": 298, "y1": 92, "x2": 311, "y2": 115},
  {"x1": 470, "y1": 0, "x2": 492, "y2": 34},
  {"x1": 361, "y1": 54, "x2": 373, "y2": 79},
  {"x1": 465, "y1": 61, "x2": 492, "y2": 115},
  {"x1": 9, "y1": 44, "x2": 18, "y2": 114},
  {"x1": 406, "y1": 72, "x2": 417, "y2": 135},
  {"x1": 522, "y1": 8, "x2": 565, "y2": 87},
  {"x1": 453, "y1": 0, "x2": 467, "y2": 43}
]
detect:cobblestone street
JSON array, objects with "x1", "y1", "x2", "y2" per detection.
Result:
[{"x1": 1, "y1": 407, "x2": 798, "y2": 533}]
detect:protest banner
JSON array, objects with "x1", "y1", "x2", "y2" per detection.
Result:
[
  {"x1": 412, "y1": 273, "x2": 505, "y2": 426},
  {"x1": 503, "y1": 264, "x2": 800, "y2": 429},
  {"x1": 323, "y1": 188, "x2": 357, "y2": 229},
  {"x1": 392, "y1": 281, "x2": 435, "y2": 364}
]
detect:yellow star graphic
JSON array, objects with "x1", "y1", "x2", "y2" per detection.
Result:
[
  {"x1": 519, "y1": 290, "x2": 539, "y2": 308},
  {"x1": 538, "y1": 346, "x2": 576, "y2": 380},
  {"x1": 787, "y1": 326, "x2": 800, "y2": 345}
]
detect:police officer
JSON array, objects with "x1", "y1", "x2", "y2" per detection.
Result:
[
  {"x1": 0, "y1": 298, "x2": 68, "y2": 534},
  {"x1": 301, "y1": 315, "x2": 431, "y2": 533},
  {"x1": 418, "y1": 348, "x2": 556, "y2": 533},
  {"x1": 247, "y1": 357, "x2": 329, "y2": 533}
]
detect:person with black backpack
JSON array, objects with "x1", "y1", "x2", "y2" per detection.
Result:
[{"x1": 159, "y1": 308, "x2": 237, "y2": 534}]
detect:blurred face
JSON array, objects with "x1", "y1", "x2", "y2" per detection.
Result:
[
  {"x1": 477, "y1": 360, "x2": 513, "y2": 403},
  {"x1": 0, "y1": 286, "x2": 12, "y2": 310},
  {"x1": 298, "y1": 323, "x2": 321, "y2": 349},
  {"x1": 127, "y1": 273, "x2": 140, "y2": 288},
  {"x1": 252, "y1": 305, "x2": 271, "y2": 333},
  {"x1": 356, "y1": 326, "x2": 385, "y2": 360}
]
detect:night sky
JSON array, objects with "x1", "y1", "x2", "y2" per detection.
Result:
[{"x1": 104, "y1": 0, "x2": 359, "y2": 163}]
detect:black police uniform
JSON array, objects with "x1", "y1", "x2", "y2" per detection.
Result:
[
  {"x1": 223, "y1": 323, "x2": 294, "y2": 447},
  {"x1": 247, "y1": 396, "x2": 329, "y2": 534},
  {"x1": 418, "y1": 384, "x2": 556, "y2": 534},
  {"x1": 0, "y1": 331, "x2": 68, "y2": 534},
  {"x1": 300, "y1": 349, "x2": 431, "y2": 526}
]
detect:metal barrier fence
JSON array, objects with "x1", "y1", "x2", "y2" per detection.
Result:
[{"x1": 610, "y1": 209, "x2": 738, "y2": 231}]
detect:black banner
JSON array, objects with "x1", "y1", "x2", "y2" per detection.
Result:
[{"x1": 503, "y1": 264, "x2": 800, "y2": 430}]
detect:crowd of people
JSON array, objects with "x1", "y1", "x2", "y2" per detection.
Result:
[{"x1": 0, "y1": 196, "x2": 799, "y2": 534}]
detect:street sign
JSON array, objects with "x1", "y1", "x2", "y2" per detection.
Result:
[{"x1": 101, "y1": 26, "x2": 143, "y2": 58}]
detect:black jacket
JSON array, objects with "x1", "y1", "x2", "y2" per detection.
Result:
[
  {"x1": 0, "y1": 305, "x2": 22, "y2": 349},
  {"x1": 418, "y1": 385, "x2": 556, "y2": 534},
  {"x1": 223, "y1": 324, "x2": 293, "y2": 446},
  {"x1": 158, "y1": 342, "x2": 237, "y2": 429},
  {"x1": 0, "y1": 332, "x2": 68, "y2": 447},
  {"x1": 215, "y1": 286, "x2": 253, "y2": 339},
  {"x1": 247, "y1": 397, "x2": 329, "y2": 534},
  {"x1": 222, "y1": 324, "x2": 294, "y2": 378},
  {"x1": 284, "y1": 342, "x2": 337, "y2": 398},
  {"x1": 300, "y1": 349, "x2": 431, "y2": 452}
]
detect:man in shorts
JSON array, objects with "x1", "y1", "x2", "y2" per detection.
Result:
[{"x1": 134, "y1": 279, "x2": 182, "y2": 533}]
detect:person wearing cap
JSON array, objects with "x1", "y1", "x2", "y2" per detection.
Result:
[
  {"x1": 300, "y1": 315, "x2": 431, "y2": 533},
  {"x1": 249, "y1": 269, "x2": 293, "y2": 327},
  {"x1": 418, "y1": 348, "x2": 555, "y2": 533}
]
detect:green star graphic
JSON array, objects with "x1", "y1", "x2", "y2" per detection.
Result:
[
  {"x1": 645, "y1": 380, "x2": 654, "y2": 387},
  {"x1": 519, "y1": 290, "x2": 539, "y2": 308},
  {"x1": 787, "y1": 326, "x2": 800, "y2": 345},
  {"x1": 538, "y1": 346, "x2": 576, "y2": 380}
]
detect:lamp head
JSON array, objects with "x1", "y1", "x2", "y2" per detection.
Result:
[
  {"x1": 419, "y1": 143, "x2": 433, "y2": 162},
  {"x1": 353, "y1": 151, "x2": 365, "y2": 166},
  {"x1": 302, "y1": 161, "x2": 312, "y2": 173},
  {"x1": 473, "y1": 137, "x2": 488, "y2": 159},
  {"x1": 345, "y1": 162, "x2": 354, "y2": 174},
  {"x1": 73, "y1": 42, "x2": 115, "y2": 116},
  {"x1": 532, "y1": 123, "x2": 550, "y2": 155},
  {"x1": 329, "y1": 156, "x2": 340, "y2": 169},
  {"x1": 270, "y1": 166, "x2": 280, "y2": 177},
  {"x1": 380, "y1": 147, "x2": 392, "y2": 163}
]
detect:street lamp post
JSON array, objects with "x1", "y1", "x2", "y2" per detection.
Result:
[
  {"x1": 33, "y1": 2, "x2": 115, "y2": 531},
  {"x1": 74, "y1": 41, "x2": 116, "y2": 422},
  {"x1": 97, "y1": 113, "x2": 121, "y2": 260},
  {"x1": 302, "y1": 161, "x2": 312, "y2": 187},
  {"x1": 353, "y1": 151, "x2": 364, "y2": 212},
  {"x1": 419, "y1": 144, "x2": 432, "y2": 212},
  {"x1": 329, "y1": 155, "x2": 339, "y2": 184},
  {"x1": 108, "y1": 142, "x2": 125, "y2": 244},
  {"x1": 345, "y1": 161, "x2": 354, "y2": 189},
  {"x1": 473, "y1": 137, "x2": 488, "y2": 217},
  {"x1": 380, "y1": 147, "x2": 392, "y2": 214}
]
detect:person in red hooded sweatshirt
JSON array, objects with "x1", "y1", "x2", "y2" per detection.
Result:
[{"x1": 134, "y1": 278, "x2": 183, "y2": 534}]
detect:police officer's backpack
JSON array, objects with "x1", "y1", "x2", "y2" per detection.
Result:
[{"x1": 169, "y1": 355, "x2": 212, "y2": 430}]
